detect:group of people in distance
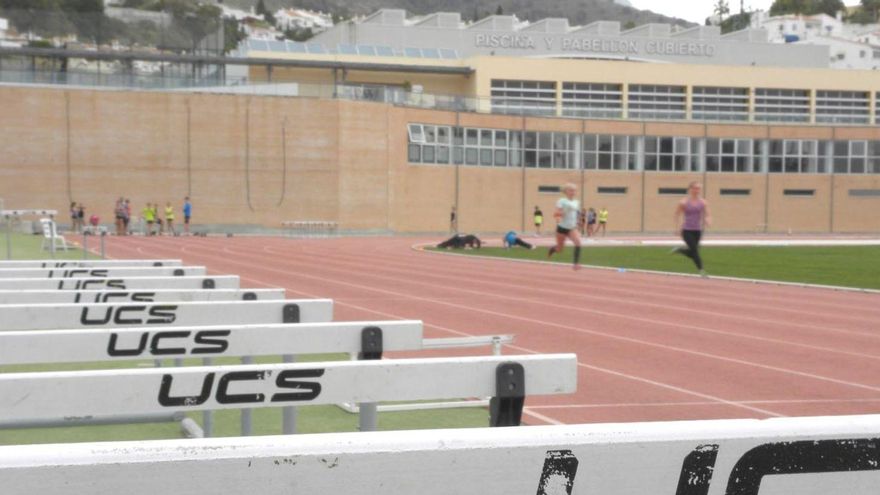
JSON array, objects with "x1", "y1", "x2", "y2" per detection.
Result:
[{"x1": 109, "y1": 197, "x2": 193, "y2": 237}]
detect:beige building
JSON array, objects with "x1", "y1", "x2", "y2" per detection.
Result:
[{"x1": 2, "y1": 50, "x2": 880, "y2": 234}]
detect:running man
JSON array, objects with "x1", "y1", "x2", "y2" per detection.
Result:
[
  {"x1": 547, "y1": 183, "x2": 582, "y2": 271},
  {"x1": 164, "y1": 202, "x2": 176, "y2": 236},
  {"x1": 533, "y1": 206, "x2": 544, "y2": 237},
  {"x1": 673, "y1": 181, "x2": 712, "y2": 277},
  {"x1": 183, "y1": 197, "x2": 192, "y2": 235}
]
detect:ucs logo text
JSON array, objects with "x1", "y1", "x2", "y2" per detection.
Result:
[{"x1": 158, "y1": 369, "x2": 325, "y2": 406}]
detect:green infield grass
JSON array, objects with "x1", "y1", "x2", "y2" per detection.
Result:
[
  {"x1": 429, "y1": 244, "x2": 880, "y2": 290},
  {"x1": 1, "y1": 231, "x2": 95, "y2": 260}
]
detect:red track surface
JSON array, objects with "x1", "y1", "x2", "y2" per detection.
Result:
[{"x1": 102, "y1": 235, "x2": 880, "y2": 426}]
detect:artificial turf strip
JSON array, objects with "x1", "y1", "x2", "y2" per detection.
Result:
[
  {"x1": 1, "y1": 232, "x2": 95, "y2": 260},
  {"x1": 431, "y1": 245, "x2": 880, "y2": 291}
]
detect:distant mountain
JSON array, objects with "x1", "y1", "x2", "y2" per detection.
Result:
[{"x1": 221, "y1": 0, "x2": 694, "y2": 28}]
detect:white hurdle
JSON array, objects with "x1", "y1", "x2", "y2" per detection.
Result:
[
  {"x1": 0, "y1": 354, "x2": 576, "y2": 426},
  {"x1": 0, "y1": 266, "x2": 206, "y2": 279},
  {"x1": 0, "y1": 275, "x2": 241, "y2": 291},
  {"x1": 0, "y1": 321, "x2": 423, "y2": 365},
  {"x1": 2, "y1": 414, "x2": 876, "y2": 495},
  {"x1": 0, "y1": 299, "x2": 333, "y2": 331},
  {"x1": 0, "y1": 259, "x2": 182, "y2": 268},
  {"x1": 0, "y1": 288, "x2": 285, "y2": 304}
]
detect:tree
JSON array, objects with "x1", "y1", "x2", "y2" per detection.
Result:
[
  {"x1": 720, "y1": 11, "x2": 752, "y2": 33},
  {"x1": 623, "y1": 20, "x2": 636, "y2": 29},
  {"x1": 255, "y1": 0, "x2": 274, "y2": 25},
  {"x1": 495, "y1": 5, "x2": 503, "y2": 15},
  {"x1": 223, "y1": 17, "x2": 247, "y2": 53},
  {"x1": 861, "y1": 0, "x2": 880, "y2": 21},
  {"x1": 769, "y1": 0, "x2": 844, "y2": 16},
  {"x1": 713, "y1": 0, "x2": 730, "y2": 21}
]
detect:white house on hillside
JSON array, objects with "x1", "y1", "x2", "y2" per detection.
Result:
[{"x1": 274, "y1": 9, "x2": 333, "y2": 32}]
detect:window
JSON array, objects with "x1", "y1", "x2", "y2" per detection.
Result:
[
  {"x1": 815, "y1": 91, "x2": 870, "y2": 124},
  {"x1": 583, "y1": 134, "x2": 637, "y2": 171},
  {"x1": 768, "y1": 139, "x2": 822, "y2": 173},
  {"x1": 490, "y1": 79, "x2": 556, "y2": 116},
  {"x1": 754, "y1": 88, "x2": 810, "y2": 123},
  {"x1": 832, "y1": 140, "x2": 868, "y2": 174},
  {"x1": 525, "y1": 132, "x2": 576, "y2": 169},
  {"x1": 659, "y1": 187, "x2": 688, "y2": 195},
  {"x1": 783, "y1": 189, "x2": 815, "y2": 196},
  {"x1": 407, "y1": 124, "x2": 425, "y2": 143},
  {"x1": 628, "y1": 85, "x2": 687, "y2": 120},
  {"x1": 849, "y1": 189, "x2": 880, "y2": 197},
  {"x1": 705, "y1": 138, "x2": 753, "y2": 173},
  {"x1": 720, "y1": 188, "x2": 751, "y2": 196},
  {"x1": 561, "y1": 82, "x2": 623, "y2": 119},
  {"x1": 692, "y1": 87, "x2": 749, "y2": 122},
  {"x1": 644, "y1": 136, "x2": 697, "y2": 172},
  {"x1": 539, "y1": 185, "x2": 561, "y2": 193},
  {"x1": 597, "y1": 186, "x2": 628, "y2": 194}
]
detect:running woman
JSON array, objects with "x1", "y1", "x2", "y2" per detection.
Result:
[
  {"x1": 547, "y1": 183, "x2": 582, "y2": 271},
  {"x1": 673, "y1": 181, "x2": 712, "y2": 277}
]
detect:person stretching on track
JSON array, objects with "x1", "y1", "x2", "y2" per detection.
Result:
[
  {"x1": 547, "y1": 183, "x2": 582, "y2": 271},
  {"x1": 672, "y1": 181, "x2": 712, "y2": 278}
]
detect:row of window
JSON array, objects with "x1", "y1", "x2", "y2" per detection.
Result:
[
  {"x1": 407, "y1": 123, "x2": 880, "y2": 174},
  {"x1": 541, "y1": 186, "x2": 880, "y2": 197},
  {"x1": 490, "y1": 80, "x2": 879, "y2": 124}
]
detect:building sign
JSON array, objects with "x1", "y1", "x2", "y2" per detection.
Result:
[{"x1": 474, "y1": 33, "x2": 717, "y2": 58}]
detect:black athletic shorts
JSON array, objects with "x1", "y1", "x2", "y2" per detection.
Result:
[
  {"x1": 556, "y1": 225, "x2": 572, "y2": 235},
  {"x1": 185, "y1": 216, "x2": 191, "y2": 224}
]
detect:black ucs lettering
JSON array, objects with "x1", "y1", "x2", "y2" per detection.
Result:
[
  {"x1": 107, "y1": 332, "x2": 148, "y2": 357},
  {"x1": 158, "y1": 373, "x2": 214, "y2": 407},
  {"x1": 217, "y1": 371, "x2": 266, "y2": 404},
  {"x1": 150, "y1": 331, "x2": 190, "y2": 355},
  {"x1": 271, "y1": 369, "x2": 325, "y2": 402},
  {"x1": 192, "y1": 330, "x2": 230, "y2": 355}
]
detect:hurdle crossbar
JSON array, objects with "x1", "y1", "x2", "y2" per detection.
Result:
[
  {"x1": 0, "y1": 266, "x2": 206, "y2": 279},
  {"x1": 0, "y1": 260, "x2": 182, "y2": 268},
  {"x1": 1, "y1": 414, "x2": 877, "y2": 495},
  {"x1": 0, "y1": 275, "x2": 240, "y2": 291},
  {"x1": 0, "y1": 299, "x2": 333, "y2": 331},
  {"x1": 0, "y1": 321, "x2": 422, "y2": 365},
  {"x1": 0, "y1": 288, "x2": 285, "y2": 305},
  {"x1": 0, "y1": 354, "x2": 576, "y2": 424}
]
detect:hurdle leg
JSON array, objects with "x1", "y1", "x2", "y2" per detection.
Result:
[
  {"x1": 82, "y1": 232, "x2": 88, "y2": 260},
  {"x1": 202, "y1": 357, "x2": 214, "y2": 437},
  {"x1": 358, "y1": 327, "x2": 383, "y2": 432},
  {"x1": 241, "y1": 355, "x2": 254, "y2": 436},
  {"x1": 4, "y1": 215, "x2": 11, "y2": 260},
  {"x1": 281, "y1": 354, "x2": 297, "y2": 434}
]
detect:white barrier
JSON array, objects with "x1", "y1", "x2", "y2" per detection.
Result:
[
  {"x1": 0, "y1": 266, "x2": 206, "y2": 279},
  {"x1": 0, "y1": 299, "x2": 333, "y2": 331},
  {"x1": 0, "y1": 259, "x2": 182, "y2": 268},
  {"x1": 0, "y1": 288, "x2": 285, "y2": 305},
  {"x1": 1, "y1": 414, "x2": 876, "y2": 495},
  {"x1": 0, "y1": 275, "x2": 240, "y2": 291},
  {"x1": 0, "y1": 354, "x2": 575, "y2": 424},
  {"x1": 0, "y1": 320, "x2": 422, "y2": 365}
]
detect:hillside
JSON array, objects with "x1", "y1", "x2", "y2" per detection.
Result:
[{"x1": 223, "y1": 0, "x2": 695, "y2": 27}]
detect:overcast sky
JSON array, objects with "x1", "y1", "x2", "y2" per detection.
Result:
[{"x1": 627, "y1": 0, "x2": 777, "y2": 24}]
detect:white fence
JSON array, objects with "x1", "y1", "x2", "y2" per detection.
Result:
[
  {"x1": 0, "y1": 299, "x2": 333, "y2": 330},
  {"x1": 1, "y1": 414, "x2": 877, "y2": 495}
]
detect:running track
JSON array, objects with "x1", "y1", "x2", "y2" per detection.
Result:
[{"x1": 102, "y1": 235, "x2": 880, "y2": 426}]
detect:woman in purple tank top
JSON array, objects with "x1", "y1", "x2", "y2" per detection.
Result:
[{"x1": 673, "y1": 181, "x2": 712, "y2": 277}]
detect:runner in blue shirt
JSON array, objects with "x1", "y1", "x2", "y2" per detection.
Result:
[
  {"x1": 182, "y1": 197, "x2": 192, "y2": 236},
  {"x1": 503, "y1": 230, "x2": 534, "y2": 249}
]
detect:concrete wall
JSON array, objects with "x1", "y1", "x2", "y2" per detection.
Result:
[{"x1": 1, "y1": 85, "x2": 879, "y2": 234}]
